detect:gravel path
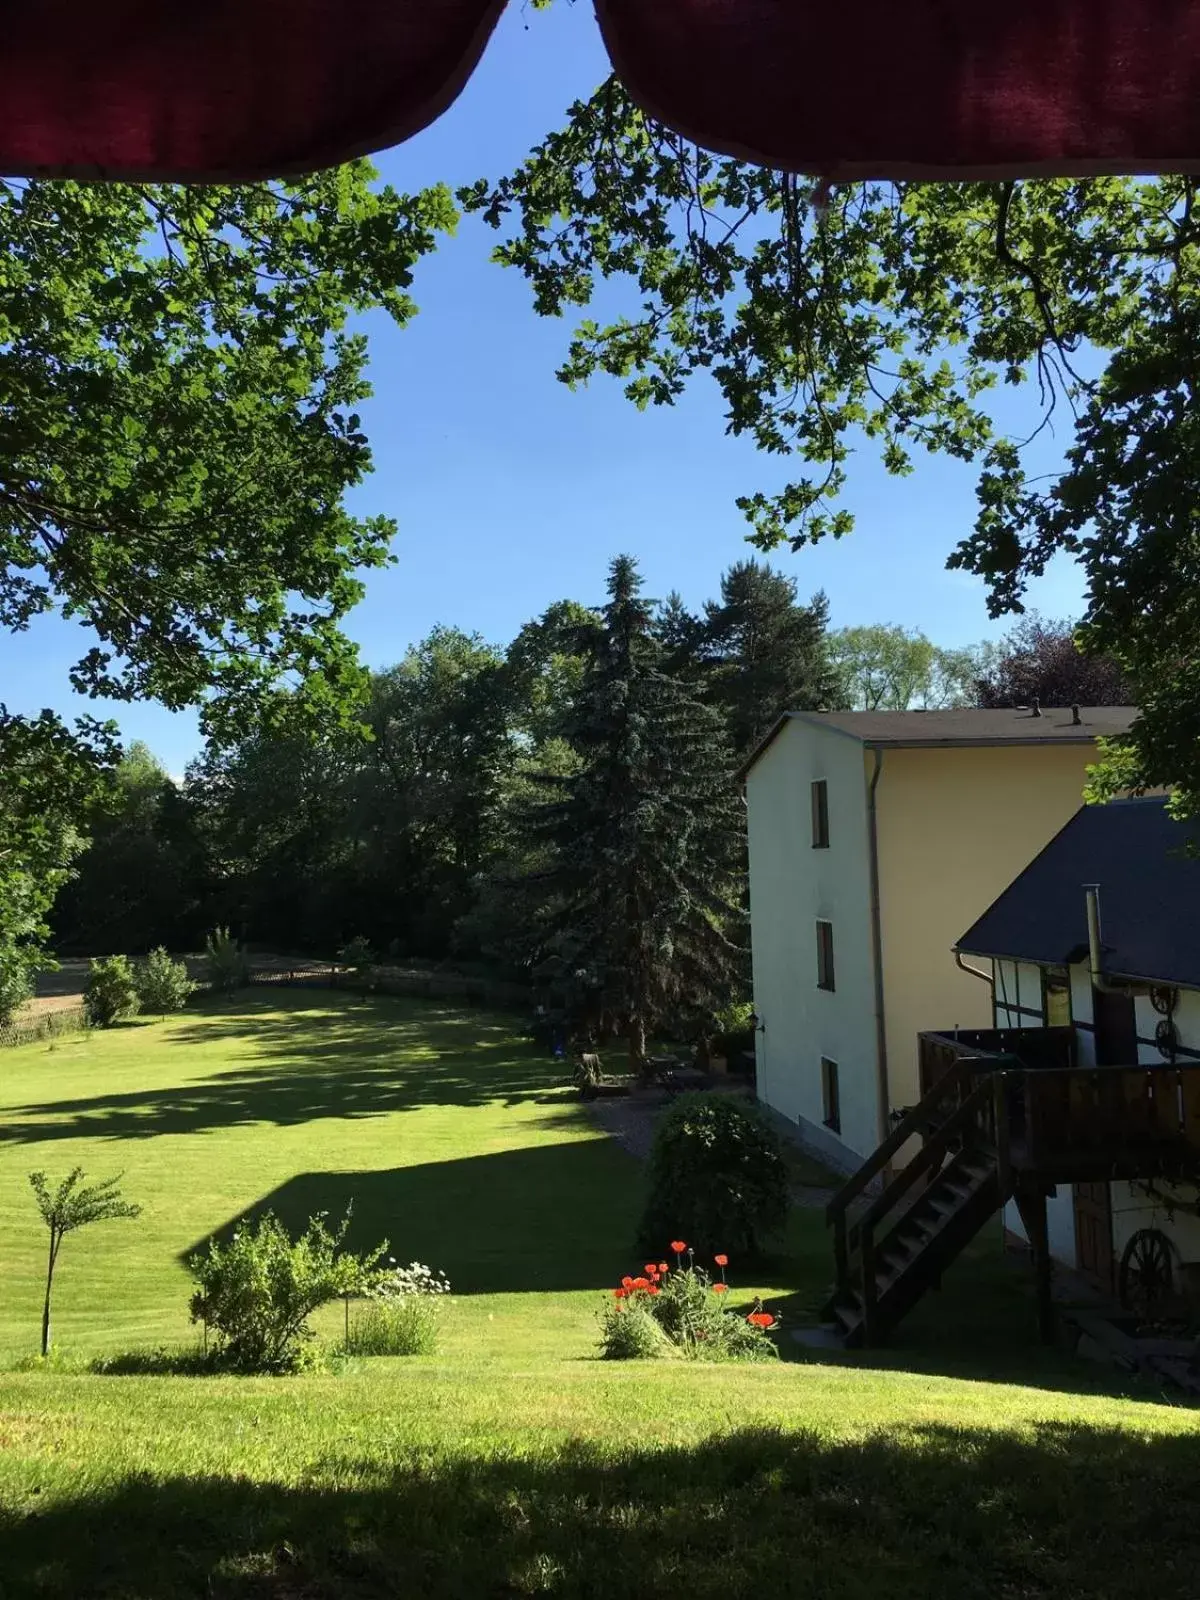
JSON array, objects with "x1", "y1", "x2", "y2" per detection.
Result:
[{"x1": 585, "y1": 1092, "x2": 665, "y2": 1162}]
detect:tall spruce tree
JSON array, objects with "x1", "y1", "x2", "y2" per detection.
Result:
[
  {"x1": 531, "y1": 555, "x2": 742, "y2": 1069},
  {"x1": 699, "y1": 562, "x2": 837, "y2": 755}
]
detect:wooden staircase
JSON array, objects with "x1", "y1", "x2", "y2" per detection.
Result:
[
  {"x1": 825, "y1": 1146, "x2": 1006, "y2": 1346},
  {"x1": 824, "y1": 1056, "x2": 1018, "y2": 1347},
  {"x1": 823, "y1": 1027, "x2": 1200, "y2": 1348}
]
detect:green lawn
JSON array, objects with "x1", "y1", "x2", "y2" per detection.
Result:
[{"x1": 0, "y1": 993, "x2": 1196, "y2": 1598}]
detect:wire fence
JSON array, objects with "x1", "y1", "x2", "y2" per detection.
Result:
[{"x1": 0, "y1": 1003, "x2": 90, "y2": 1051}]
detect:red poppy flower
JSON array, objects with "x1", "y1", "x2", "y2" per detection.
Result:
[
  {"x1": 647, "y1": 1285, "x2": 661, "y2": 1296},
  {"x1": 714, "y1": 1254, "x2": 728, "y2": 1268},
  {"x1": 670, "y1": 1240, "x2": 687, "y2": 1255},
  {"x1": 614, "y1": 1288, "x2": 627, "y2": 1300},
  {"x1": 747, "y1": 1311, "x2": 775, "y2": 1328},
  {"x1": 621, "y1": 1276, "x2": 634, "y2": 1289},
  {"x1": 632, "y1": 1276, "x2": 651, "y2": 1291},
  {"x1": 712, "y1": 1282, "x2": 729, "y2": 1294},
  {"x1": 644, "y1": 1264, "x2": 657, "y2": 1275},
  {"x1": 657, "y1": 1262, "x2": 669, "y2": 1275}
]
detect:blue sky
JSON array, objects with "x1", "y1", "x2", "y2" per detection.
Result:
[{"x1": 0, "y1": 2, "x2": 1086, "y2": 774}]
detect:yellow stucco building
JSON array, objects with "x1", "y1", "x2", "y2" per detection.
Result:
[{"x1": 742, "y1": 705, "x2": 1137, "y2": 1168}]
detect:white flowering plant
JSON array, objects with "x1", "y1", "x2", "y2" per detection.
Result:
[
  {"x1": 345, "y1": 1257, "x2": 451, "y2": 1356},
  {"x1": 368, "y1": 1260, "x2": 451, "y2": 1301}
]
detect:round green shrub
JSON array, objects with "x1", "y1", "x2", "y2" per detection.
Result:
[
  {"x1": 638, "y1": 1093, "x2": 789, "y2": 1258},
  {"x1": 84, "y1": 955, "x2": 141, "y2": 1028},
  {"x1": 135, "y1": 947, "x2": 195, "y2": 1015}
]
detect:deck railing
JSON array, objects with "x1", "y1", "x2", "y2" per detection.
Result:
[
  {"x1": 918, "y1": 1026, "x2": 1076, "y2": 1100},
  {"x1": 1020, "y1": 1062, "x2": 1200, "y2": 1174},
  {"x1": 918, "y1": 1030, "x2": 1200, "y2": 1177}
]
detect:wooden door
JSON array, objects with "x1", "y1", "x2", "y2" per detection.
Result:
[
  {"x1": 1092, "y1": 987, "x2": 1137, "y2": 1066},
  {"x1": 1073, "y1": 1180, "x2": 1114, "y2": 1290}
]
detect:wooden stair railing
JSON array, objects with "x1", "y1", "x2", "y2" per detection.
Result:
[
  {"x1": 825, "y1": 1059, "x2": 1018, "y2": 1346},
  {"x1": 825, "y1": 1055, "x2": 1009, "y2": 1284}
]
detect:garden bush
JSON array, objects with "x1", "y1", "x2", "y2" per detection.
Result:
[
  {"x1": 638, "y1": 1092, "x2": 789, "y2": 1257},
  {"x1": 202, "y1": 927, "x2": 248, "y2": 995},
  {"x1": 83, "y1": 955, "x2": 141, "y2": 1028},
  {"x1": 188, "y1": 1210, "x2": 385, "y2": 1373},
  {"x1": 344, "y1": 1260, "x2": 451, "y2": 1356},
  {"x1": 135, "y1": 947, "x2": 195, "y2": 1015},
  {"x1": 337, "y1": 935, "x2": 375, "y2": 977},
  {"x1": 600, "y1": 1244, "x2": 779, "y2": 1362}
]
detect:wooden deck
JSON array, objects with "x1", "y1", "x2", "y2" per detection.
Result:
[
  {"x1": 918, "y1": 1030, "x2": 1200, "y2": 1183},
  {"x1": 823, "y1": 1029, "x2": 1200, "y2": 1347}
]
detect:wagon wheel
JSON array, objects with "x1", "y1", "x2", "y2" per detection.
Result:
[
  {"x1": 1150, "y1": 986, "x2": 1179, "y2": 1016},
  {"x1": 1118, "y1": 1228, "x2": 1180, "y2": 1320}
]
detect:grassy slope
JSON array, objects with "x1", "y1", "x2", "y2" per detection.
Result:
[
  {"x1": 0, "y1": 995, "x2": 1196, "y2": 1598},
  {"x1": 0, "y1": 994, "x2": 649, "y2": 1363}
]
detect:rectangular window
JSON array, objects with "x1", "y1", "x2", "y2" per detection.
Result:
[
  {"x1": 816, "y1": 920, "x2": 835, "y2": 991},
  {"x1": 811, "y1": 779, "x2": 830, "y2": 848},
  {"x1": 821, "y1": 1057, "x2": 841, "y2": 1134},
  {"x1": 1043, "y1": 967, "x2": 1072, "y2": 1028}
]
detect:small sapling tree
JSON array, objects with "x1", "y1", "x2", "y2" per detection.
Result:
[{"x1": 29, "y1": 1168, "x2": 141, "y2": 1356}]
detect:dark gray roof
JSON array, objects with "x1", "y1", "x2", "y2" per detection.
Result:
[
  {"x1": 956, "y1": 798, "x2": 1200, "y2": 988},
  {"x1": 739, "y1": 705, "x2": 1138, "y2": 780}
]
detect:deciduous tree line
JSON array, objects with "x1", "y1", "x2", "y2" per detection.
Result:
[{"x1": 46, "y1": 569, "x2": 1122, "y2": 1052}]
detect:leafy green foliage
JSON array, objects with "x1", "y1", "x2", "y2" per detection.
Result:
[
  {"x1": 83, "y1": 955, "x2": 141, "y2": 1028},
  {"x1": 640, "y1": 1094, "x2": 789, "y2": 1257},
  {"x1": 1, "y1": 172, "x2": 454, "y2": 744},
  {"x1": 29, "y1": 1168, "x2": 141, "y2": 1355},
  {"x1": 185, "y1": 627, "x2": 513, "y2": 961},
  {"x1": 202, "y1": 927, "x2": 248, "y2": 994},
  {"x1": 0, "y1": 710, "x2": 120, "y2": 1021},
  {"x1": 0, "y1": 964, "x2": 33, "y2": 1030},
  {"x1": 830, "y1": 625, "x2": 991, "y2": 711},
  {"x1": 1, "y1": 169, "x2": 454, "y2": 982},
  {"x1": 468, "y1": 99, "x2": 1200, "y2": 802},
  {"x1": 52, "y1": 743, "x2": 209, "y2": 956},
  {"x1": 526, "y1": 557, "x2": 744, "y2": 1064},
  {"x1": 135, "y1": 947, "x2": 194, "y2": 1015},
  {"x1": 188, "y1": 1210, "x2": 385, "y2": 1373}
]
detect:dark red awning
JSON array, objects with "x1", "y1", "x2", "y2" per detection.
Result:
[{"x1": 3, "y1": 1, "x2": 1200, "y2": 182}]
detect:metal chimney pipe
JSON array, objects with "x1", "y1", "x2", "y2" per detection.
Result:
[{"x1": 1085, "y1": 884, "x2": 1120, "y2": 992}]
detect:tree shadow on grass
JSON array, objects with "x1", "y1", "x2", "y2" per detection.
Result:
[
  {"x1": 3, "y1": 1422, "x2": 1198, "y2": 1598},
  {"x1": 181, "y1": 1140, "x2": 643, "y2": 1296},
  {"x1": 0, "y1": 995, "x2": 572, "y2": 1145}
]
